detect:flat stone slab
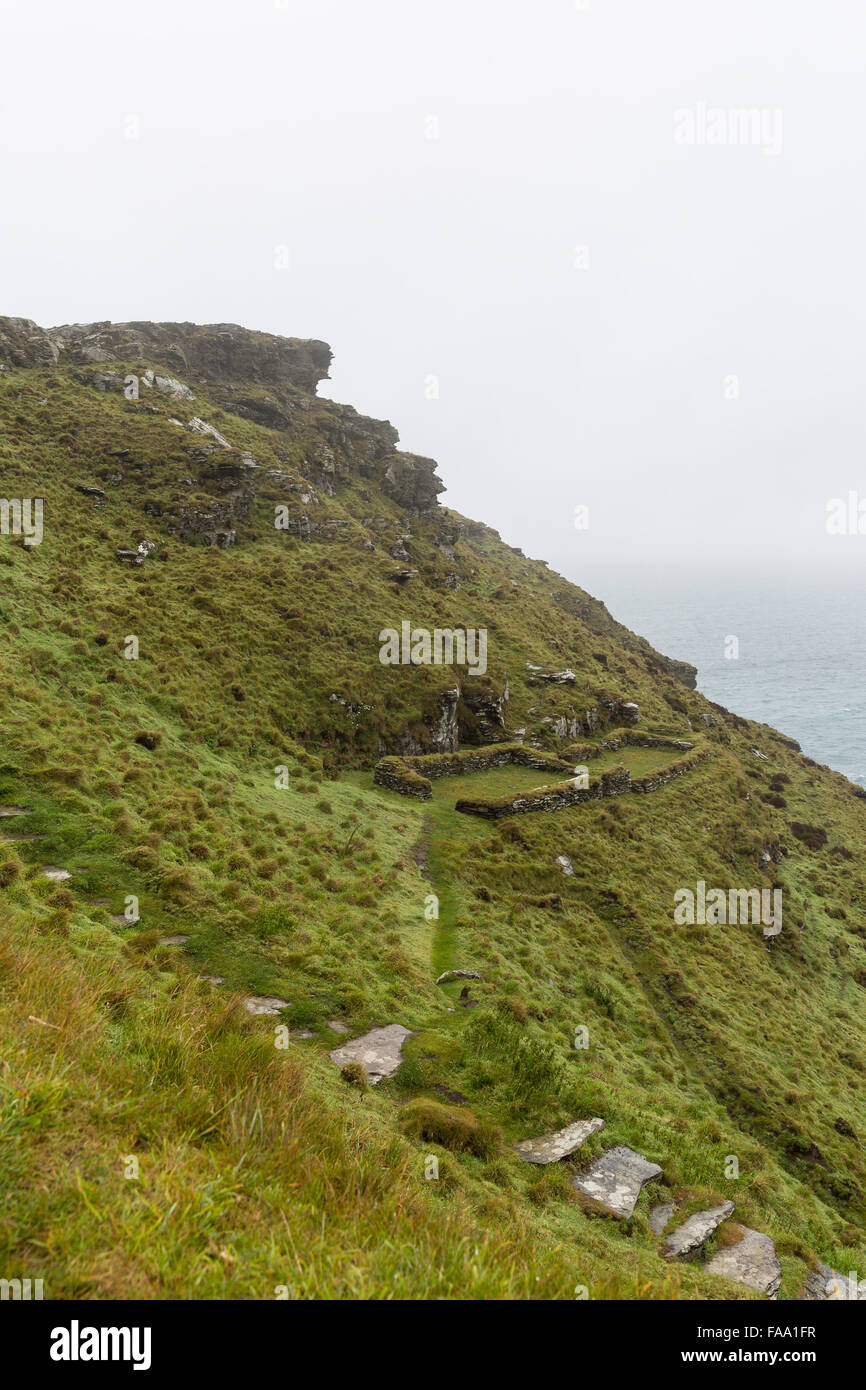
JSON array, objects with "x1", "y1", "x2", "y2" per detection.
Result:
[
  {"x1": 161, "y1": 934, "x2": 189, "y2": 945},
  {"x1": 573, "y1": 1145, "x2": 662, "y2": 1217},
  {"x1": 664, "y1": 1201, "x2": 735, "y2": 1260},
  {"x1": 649, "y1": 1202, "x2": 675, "y2": 1235},
  {"x1": 41, "y1": 866, "x2": 71, "y2": 882},
  {"x1": 512, "y1": 1117, "x2": 605, "y2": 1165},
  {"x1": 703, "y1": 1226, "x2": 782, "y2": 1299},
  {"x1": 435, "y1": 969, "x2": 481, "y2": 985},
  {"x1": 329, "y1": 1024, "x2": 413, "y2": 1084},
  {"x1": 243, "y1": 995, "x2": 288, "y2": 1016},
  {"x1": 327, "y1": 1019, "x2": 351, "y2": 1034},
  {"x1": 0, "y1": 806, "x2": 32, "y2": 817}
]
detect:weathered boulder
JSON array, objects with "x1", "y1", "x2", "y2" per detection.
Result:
[
  {"x1": 329, "y1": 1024, "x2": 413, "y2": 1084},
  {"x1": 556, "y1": 855, "x2": 575, "y2": 876},
  {"x1": 573, "y1": 1145, "x2": 662, "y2": 1217},
  {"x1": 663, "y1": 1201, "x2": 735, "y2": 1260},
  {"x1": 435, "y1": 969, "x2": 481, "y2": 985},
  {"x1": 512, "y1": 1117, "x2": 605, "y2": 1165},
  {"x1": 703, "y1": 1226, "x2": 782, "y2": 1299}
]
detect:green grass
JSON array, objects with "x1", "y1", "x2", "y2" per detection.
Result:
[{"x1": 0, "y1": 345, "x2": 863, "y2": 1300}]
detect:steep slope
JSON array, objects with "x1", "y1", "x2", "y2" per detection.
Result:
[{"x1": 0, "y1": 319, "x2": 864, "y2": 1300}]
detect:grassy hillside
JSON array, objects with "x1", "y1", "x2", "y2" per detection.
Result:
[{"x1": 1, "y1": 322, "x2": 864, "y2": 1299}]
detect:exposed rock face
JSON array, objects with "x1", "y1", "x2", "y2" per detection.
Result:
[
  {"x1": 384, "y1": 688, "x2": 460, "y2": 758},
  {"x1": 512, "y1": 1118, "x2": 605, "y2": 1165},
  {"x1": 663, "y1": 1202, "x2": 735, "y2": 1260},
  {"x1": 382, "y1": 453, "x2": 445, "y2": 513},
  {"x1": 0, "y1": 319, "x2": 332, "y2": 394},
  {"x1": 0, "y1": 317, "x2": 60, "y2": 367},
  {"x1": 329, "y1": 1024, "x2": 413, "y2": 1084},
  {"x1": 703, "y1": 1226, "x2": 782, "y2": 1299},
  {"x1": 573, "y1": 1145, "x2": 663, "y2": 1217},
  {"x1": 459, "y1": 680, "x2": 509, "y2": 744},
  {"x1": 556, "y1": 855, "x2": 575, "y2": 876}
]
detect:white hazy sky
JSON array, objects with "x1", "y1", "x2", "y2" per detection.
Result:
[{"x1": 3, "y1": 0, "x2": 866, "y2": 578}]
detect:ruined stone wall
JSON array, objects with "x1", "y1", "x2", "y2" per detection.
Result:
[{"x1": 372, "y1": 742, "x2": 573, "y2": 797}]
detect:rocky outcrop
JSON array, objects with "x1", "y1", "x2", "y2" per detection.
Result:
[
  {"x1": 0, "y1": 317, "x2": 60, "y2": 367},
  {"x1": 382, "y1": 453, "x2": 445, "y2": 513},
  {"x1": 4, "y1": 320, "x2": 333, "y2": 393}
]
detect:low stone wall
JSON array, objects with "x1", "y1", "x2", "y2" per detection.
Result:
[
  {"x1": 627, "y1": 748, "x2": 709, "y2": 793},
  {"x1": 455, "y1": 764, "x2": 631, "y2": 819},
  {"x1": 566, "y1": 729, "x2": 695, "y2": 761},
  {"x1": 455, "y1": 751, "x2": 709, "y2": 819},
  {"x1": 372, "y1": 760, "x2": 434, "y2": 800},
  {"x1": 373, "y1": 742, "x2": 573, "y2": 799},
  {"x1": 373, "y1": 739, "x2": 708, "y2": 813}
]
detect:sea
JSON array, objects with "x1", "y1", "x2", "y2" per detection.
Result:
[{"x1": 575, "y1": 565, "x2": 866, "y2": 788}]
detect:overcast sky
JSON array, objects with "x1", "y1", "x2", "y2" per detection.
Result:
[{"x1": 2, "y1": 0, "x2": 866, "y2": 579}]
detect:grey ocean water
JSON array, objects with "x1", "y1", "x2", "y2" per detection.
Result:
[{"x1": 579, "y1": 567, "x2": 866, "y2": 788}]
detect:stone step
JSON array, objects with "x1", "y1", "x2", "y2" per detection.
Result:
[
  {"x1": 329, "y1": 1024, "x2": 413, "y2": 1084},
  {"x1": 663, "y1": 1201, "x2": 735, "y2": 1260},
  {"x1": 512, "y1": 1117, "x2": 605, "y2": 1165},
  {"x1": 703, "y1": 1225, "x2": 782, "y2": 1299},
  {"x1": 573, "y1": 1145, "x2": 662, "y2": 1217}
]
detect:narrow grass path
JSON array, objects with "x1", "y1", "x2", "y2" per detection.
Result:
[{"x1": 427, "y1": 802, "x2": 464, "y2": 977}]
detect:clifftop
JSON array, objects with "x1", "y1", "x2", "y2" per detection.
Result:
[{"x1": 0, "y1": 317, "x2": 332, "y2": 394}]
